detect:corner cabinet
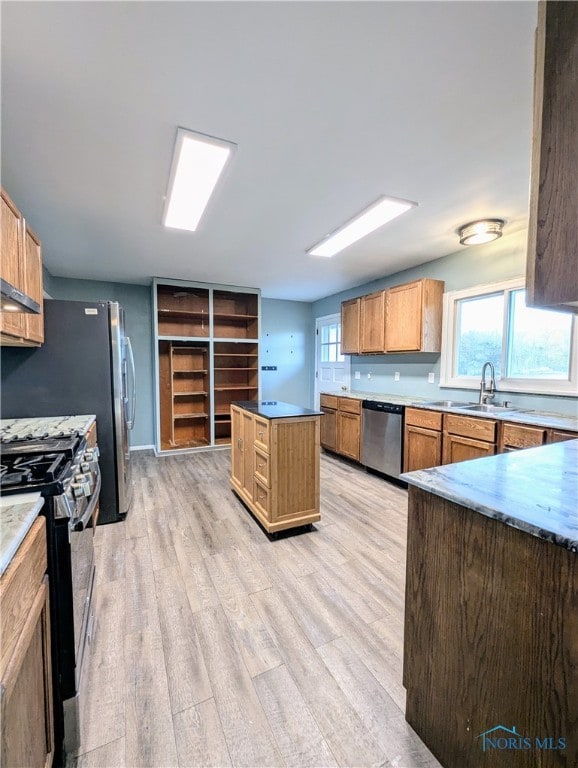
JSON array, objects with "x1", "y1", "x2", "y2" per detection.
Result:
[
  {"x1": 153, "y1": 279, "x2": 260, "y2": 453},
  {"x1": 526, "y1": 2, "x2": 578, "y2": 311},
  {"x1": 0, "y1": 188, "x2": 44, "y2": 346},
  {"x1": 230, "y1": 404, "x2": 321, "y2": 533}
]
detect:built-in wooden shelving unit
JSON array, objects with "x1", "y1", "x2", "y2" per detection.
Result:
[{"x1": 153, "y1": 280, "x2": 260, "y2": 454}]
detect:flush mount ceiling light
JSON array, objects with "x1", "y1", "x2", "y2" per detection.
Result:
[
  {"x1": 458, "y1": 219, "x2": 505, "y2": 246},
  {"x1": 163, "y1": 128, "x2": 236, "y2": 232},
  {"x1": 308, "y1": 195, "x2": 418, "y2": 258}
]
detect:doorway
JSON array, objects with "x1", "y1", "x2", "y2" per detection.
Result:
[{"x1": 314, "y1": 313, "x2": 350, "y2": 407}]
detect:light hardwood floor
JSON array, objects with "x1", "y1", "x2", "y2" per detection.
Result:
[{"x1": 69, "y1": 449, "x2": 441, "y2": 768}]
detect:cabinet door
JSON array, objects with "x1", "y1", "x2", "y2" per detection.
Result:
[
  {"x1": 442, "y1": 434, "x2": 495, "y2": 465},
  {"x1": 341, "y1": 298, "x2": 360, "y2": 354},
  {"x1": 0, "y1": 190, "x2": 26, "y2": 339},
  {"x1": 320, "y1": 407, "x2": 337, "y2": 451},
  {"x1": 24, "y1": 227, "x2": 44, "y2": 344},
  {"x1": 1, "y1": 578, "x2": 53, "y2": 768},
  {"x1": 526, "y1": 2, "x2": 578, "y2": 310},
  {"x1": 337, "y1": 412, "x2": 360, "y2": 461},
  {"x1": 230, "y1": 406, "x2": 244, "y2": 488},
  {"x1": 242, "y1": 411, "x2": 254, "y2": 499},
  {"x1": 404, "y1": 425, "x2": 442, "y2": 472},
  {"x1": 360, "y1": 291, "x2": 386, "y2": 353},
  {"x1": 499, "y1": 422, "x2": 546, "y2": 451},
  {"x1": 385, "y1": 282, "x2": 422, "y2": 352}
]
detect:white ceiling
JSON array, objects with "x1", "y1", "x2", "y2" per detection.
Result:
[{"x1": 1, "y1": 1, "x2": 537, "y2": 302}]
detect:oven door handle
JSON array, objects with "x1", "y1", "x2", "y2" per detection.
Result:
[{"x1": 72, "y1": 471, "x2": 102, "y2": 532}]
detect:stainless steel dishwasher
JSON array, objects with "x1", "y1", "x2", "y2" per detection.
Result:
[{"x1": 361, "y1": 400, "x2": 404, "y2": 479}]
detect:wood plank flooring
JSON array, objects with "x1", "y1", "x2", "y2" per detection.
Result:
[{"x1": 69, "y1": 450, "x2": 441, "y2": 768}]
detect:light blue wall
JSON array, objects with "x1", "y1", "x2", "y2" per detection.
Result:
[
  {"x1": 47, "y1": 276, "x2": 155, "y2": 447},
  {"x1": 261, "y1": 298, "x2": 313, "y2": 408},
  {"x1": 312, "y1": 231, "x2": 578, "y2": 417}
]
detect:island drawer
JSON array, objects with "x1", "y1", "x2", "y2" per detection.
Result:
[
  {"x1": 254, "y1": 447, "x2": 270, "y2": 487},
  {"x1": 405, "y1": 408, "x2": 442, "y2": 431},
  {"x1": 254, "y1": 479, "x2": 271, "y2": 520},
  {"x1": 254, "y1": 416, "x2": 270, "y2": 452},
  {"x1": 320, "y1": 394, "x2": 338, "y2": 410},
  {"x1": 501, "y1": 422, "x2": 547, "y2": 450},
  {"x1": 444, "y1": 414, "x2": 496, "y2": 443},
  {"x1": 338, "y1": 397, "x2": 362, "y2": 414},
  {"x1": 0, "y1": 517, "x2": 47, "y2": 678}
]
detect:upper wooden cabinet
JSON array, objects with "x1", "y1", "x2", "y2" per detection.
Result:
[
  {"x1": 526, "y1": 2, "x2": 578, "y2": 311},
  {"x1": 340, "y1": 297, "x2": 360, "y2": 354},
  {"x1": 340, "y1": 277, "x2": 444, "y2": 356},
  {"x1": 360, "y1": 291, "x2": 386, "y2": 353},
  {"x1": 0, "y1": 188, "x2": 44, "y2": 346},
  {"x1": 385, "y1": 279, "x2": 444, "y2": 353}
]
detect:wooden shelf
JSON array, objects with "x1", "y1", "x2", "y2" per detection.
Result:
[
  {"x1": 158, "y1": 309, "x2": 209, "y2": 319},
  {"x1": 173, "y1": 413, "x2": 209, "y2": 420},
  {"x1": 174, "y1": 391, "x2": 207, "y2": 396},
  {"x1": 214, "y1": 385, "x2": 258, "y2": 391},
  {"x1": 213, "y1": 312, "x2": 259, "y2": 320},
  {"x1": 214, "y1": 416, "x2": 232, "y2": 423},
  {"x1": 214, "y1": 353, "x2": 259, "y2": 357},
  {"x1": 214, "y1": 437, "x2": 231, "y2": 445},
  {"x1": 214, "y1": 367, "x2": 256, "y2": 371},
  {"x1": 173, "y1": 369, "x2": 208, "y2": 374}
]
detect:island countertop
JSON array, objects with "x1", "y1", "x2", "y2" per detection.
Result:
[
  {"x1": 0, "y1": 492, "x2": 45, "y2": 576},
  {"x1": 402, "y1": 439, "x2": 578, "y2": 552},
  {"x1": 232, "y1": 400, "x2": 322, "y2": 419}
]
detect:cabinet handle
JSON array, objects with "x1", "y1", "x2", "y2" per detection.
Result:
[
  {"x1": 258, "y1": 462, "x2": 264, "y2": 468},
  {"x1": 258, "y1": 430, "x2": 264, "y2": 437}
]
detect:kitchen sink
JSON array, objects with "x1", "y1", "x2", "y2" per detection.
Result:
[
  {"x1": 420, "y1": 400, "x2": 471, "y2": 408},
  {"x1": 459, "y1": 403, "x2": 520, "y2": 412}
]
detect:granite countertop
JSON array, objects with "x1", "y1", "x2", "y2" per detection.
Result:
[
  {"x1": 234, "y1": 400, "x2": 323, "y2": 419},
  {"x1": 0, "y1": 414, "x2": 96, "y2": 442},
  {"x1": 0, "y1": 493, "x2": 45, "y2": 576},
  {"x1": 402, "y1": 439, "x2": 578, "y2": 552},
  {"x1": 320, "y1": 391, "x2": 578, "y2": 432}
]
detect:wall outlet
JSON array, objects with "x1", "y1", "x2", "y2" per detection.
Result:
[
  {"x1": 394, "y1": 371, "x2": 400, "y2": 381},
  {"x1": 354, "y1": 371, "x2": 361, "y2": 380},
  {"x1": 367, "y1": 372, "x2": 372, "y2": 380},
  {"x1": 428, "y1": 372, "x2": 435, "y2": 383}
]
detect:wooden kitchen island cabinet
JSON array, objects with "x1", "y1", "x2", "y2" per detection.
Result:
[
  {"x1": 230, "y1": 401, "x2": 322, "y2": 534},
  {"x1": 402, "y1": 441, "x2": 578, "y2": 768}
]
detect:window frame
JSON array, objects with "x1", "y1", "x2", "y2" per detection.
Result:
[{"x1": 440, "y1": 277, "x2": 578, "y2": 396}]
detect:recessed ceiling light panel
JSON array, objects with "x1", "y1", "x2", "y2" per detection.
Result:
[
  {"x1": 163, "y1": 128, "x2": 236, "y2": 232},
  {"x1": 308, "y1": 195, "x2": 418, "y2": 258}
]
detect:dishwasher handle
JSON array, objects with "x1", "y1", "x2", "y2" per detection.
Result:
[{"x1": 362, "y1": 400, "x2": 404, "y2": 415}]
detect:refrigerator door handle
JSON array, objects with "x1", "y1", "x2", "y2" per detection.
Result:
[{"x1": 126, "y1": 335, "x2": 136, "y2": 430}]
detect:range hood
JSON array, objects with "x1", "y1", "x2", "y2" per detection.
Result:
[{"x1": 0, "y1": 278, "x2": 41, "y2": 314}]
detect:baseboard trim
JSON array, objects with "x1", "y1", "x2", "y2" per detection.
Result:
[{"x1": 130, "y1": 444, "x2": 155, "y2": 452}]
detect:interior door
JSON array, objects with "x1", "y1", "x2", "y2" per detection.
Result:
[{"x1": 314, "y1": 314, "x2": 350, "y2": 407}]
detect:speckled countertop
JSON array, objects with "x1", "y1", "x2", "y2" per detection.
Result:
[
  {"x1": 321, "y1": 391, "x2": 578, "y2": 432},
  {"x1": 0, "y1": 415, "x2": 96, "y2": 442},
  {"x1": 0, "y1": 493, "x2": 45, "y2": 576},
  {"x1": 234, "y1": 400, "x2": 322, "y2": 419},
  {"x1": 402, "y1": 440, "x2": 578, "y2": 552}
]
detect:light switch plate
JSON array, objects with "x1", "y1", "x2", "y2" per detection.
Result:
[
  {"x1": 394, "y1": 372, "x2": 400, "y2": 381},
  {"x1": 428, "y1": 372, "x2": 435, "y2": 383},
  {"x1": 354, "y1": 371, "x2": 361, "y2": 380}
]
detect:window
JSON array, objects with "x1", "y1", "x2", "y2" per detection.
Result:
[
  {"x1": 319, "y1": 321, "x2": 345, "y2": 363},
  {"x1": 440, "y1": 277, "x2": 577, "y2": 395}
]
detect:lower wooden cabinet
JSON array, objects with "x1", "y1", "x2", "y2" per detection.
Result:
[
  {"x1": 404, "y1": 424, "x2": 442, "y2": 472},
  {"x1": 0, "y1": 518, "x2": 53, "y2": 768},
  {"x1": 320, "y1": 395, "x2": 361, "y2": 461},
  {"x1": 442, "y1": 433, "x2": 495, "y2": 464},
  {"x1": 499, "y1": 422, "x2": 547, "y2": 452},
  {"x1": 548, "y1": 428, "x2": 578, "y2": 443},
  {"x1": 231, "y1": 404, "x2": 321, "y2": 533}
]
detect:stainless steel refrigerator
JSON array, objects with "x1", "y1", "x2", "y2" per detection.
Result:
[{"x1": 1, "y1": 300, "x2": 135, "y2": 523}]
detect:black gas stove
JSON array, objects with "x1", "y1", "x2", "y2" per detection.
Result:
[{"x1": 0, "y1": 432, "x2": 100, "y2": 766}]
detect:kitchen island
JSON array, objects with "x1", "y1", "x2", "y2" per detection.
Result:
[
  {"x1": 230, "y1": 401, "x2": 322, "y2": 534},
  {"x1": 401, "y1": 440, "x2": 578, "y2": 768}
]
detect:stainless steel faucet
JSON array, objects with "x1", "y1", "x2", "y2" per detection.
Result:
[{"x1": 479, "y1": 362, "x2": 497, "y2": 404}]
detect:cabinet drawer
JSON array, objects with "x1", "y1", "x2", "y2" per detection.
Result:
[
  {"x1": 320, "y1": 394, "x2": 338, "y2": 409},
  {"x1": 501, "y1": 422, "x2": 546, "y2": 450},
  {"x1": 254, "y1": 479, "x2": 271, "y2": 520},
  {"x1": 549, "y1": 429, "x2": 578, "y2": 443},
  {"x1": 444, "y1": 414, "x2": 496, "y2": 443},
  {"x1": 254, "y1": 416, "x2": 270, "y2": 452},
  {"x1": 0, "y1": 517, "x2": 47, "y2": 679},
  {"x1": 338, "y1": 397, "x2": 362, "y2": 415},
  {"x1": 405, "y1": 407, "x2": 442, "y2": 431},
  {"x1": 254, "y1": 447, "x2": 270, "y2": 487}
]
